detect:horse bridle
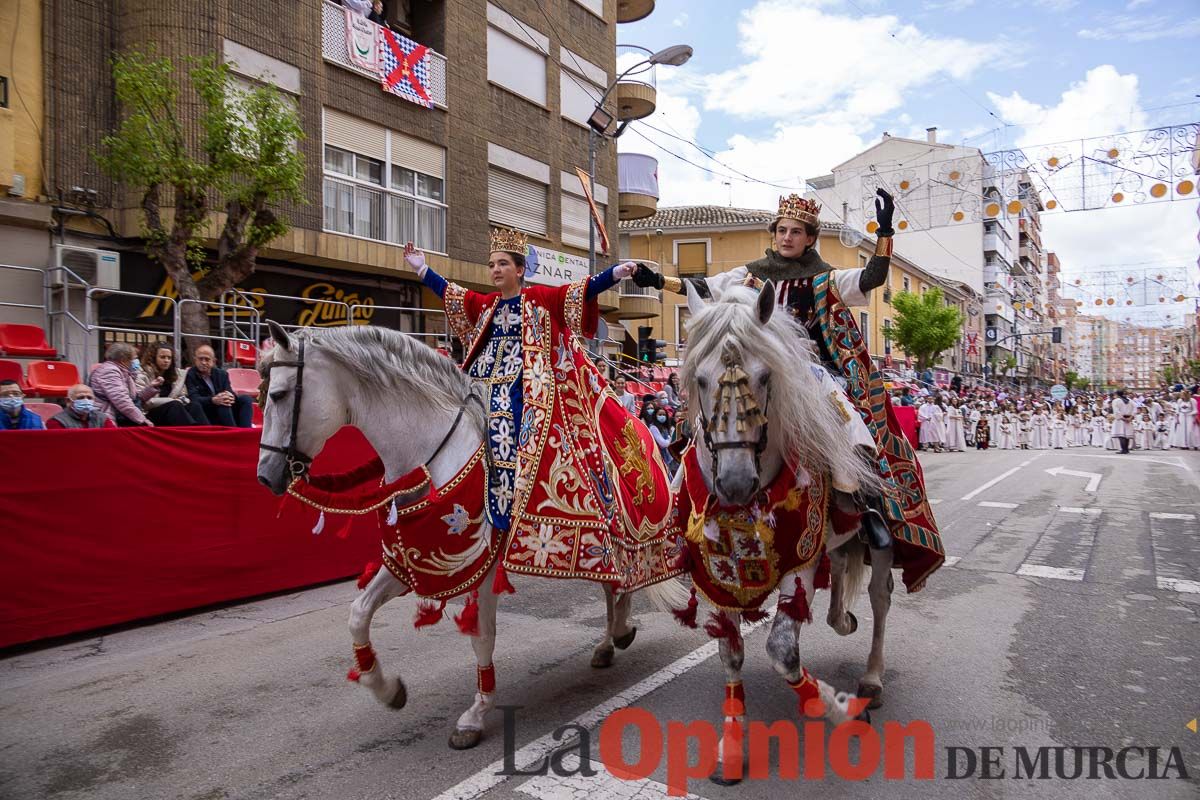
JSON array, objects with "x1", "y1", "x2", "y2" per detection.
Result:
[
  {"x1": 258, "y1": 338, "x2": 487, "y2": 486},
  {"x1": 695, "y1": 350, "x2": 772, "y2": 499}
]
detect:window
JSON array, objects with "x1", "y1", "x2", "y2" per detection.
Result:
[
  {"x1": 489, "y1": 168, "x2": 548, "y2": 235},
  {"x1": 487, "y1": 18, "x2": 547, "y2": 106},
  {"x1": 860, "y1": 312, "x2": 869, "y2": 349},
  {"x1": 322, "y1": 109, "x2": 447, "y2": 252},
  {"x1": 883, "y1": 318, "x2": 892, "y2": 354},
  {"x1": 561, "y1": 69, "x2": 604, "y2": 128},
  {"x1": 902, "y1": 276, "x2": 911, "y2": 292},
  {"x1": 677, "y1": 242, "x2": 708, "y2": 275},
  {"x1": 561, "y1": 193, "x2": 606, "y2": 249}
]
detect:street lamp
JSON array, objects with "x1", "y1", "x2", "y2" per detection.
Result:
[{"x1": 586, "y1": 43, "x2": 693, "y2": 271}]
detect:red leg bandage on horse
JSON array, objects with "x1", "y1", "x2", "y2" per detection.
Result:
[
  {"x1": 788, "y1": 669, "x2": 823, "y2": 717},
  {"x1": 478, "y1": 664, "x2": 496, "y2": 694},
  {"x1": 723, "y1": 681, "x2": 745, "y2": 717},
  {"x1": 348, "y1": 642, "x2": 377, "y2": 682}
]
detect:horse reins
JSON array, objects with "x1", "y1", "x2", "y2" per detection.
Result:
[{"x1": 695, "y1": 348, "x2": 772, "y2": 499}]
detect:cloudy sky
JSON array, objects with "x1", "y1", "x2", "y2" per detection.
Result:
[{"x1": 615, "y1": 0, "x2": 1199, "y2": 325}]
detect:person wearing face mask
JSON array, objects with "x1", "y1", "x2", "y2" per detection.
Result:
[
  {"x1": 0, "y1": 379, "x2": 45, "y2": 430},
  {"x1": 648, "y1": 406, "x2": 677, "y2": 472},
  {"x1": 46, "y1": 384, "x2": 115, "y2": 429},
  {"x1": 90, "y1": 342, "x2": 161, "y2": 427}
]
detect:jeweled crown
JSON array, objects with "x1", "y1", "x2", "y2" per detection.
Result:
[
  {"x1": 776, "y1": 194, "x2": 821, "y2": 227},
  {"x1": 489, "y1": 227, "x2": 528, "y2": 256}
]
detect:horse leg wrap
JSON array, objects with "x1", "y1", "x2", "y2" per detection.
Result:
[
  {"x1": 789, "y1": 669, "x2": 823, "y2": 717},
  {"x1": 348, "y1": 641, "x2": 377, "y2": 682},
  {"x1": 477, "y1": 664, "x2": 496, "y2": 694}
]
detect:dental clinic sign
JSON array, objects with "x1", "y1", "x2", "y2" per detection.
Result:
[{"x1": 524, "y1": 245, "x2": 590, "y2": 288}]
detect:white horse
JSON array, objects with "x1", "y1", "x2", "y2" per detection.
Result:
[
  {"x1": 255, "y1": 321, "x2": 663, "y2": 750},
  {"x1": 678, "y1": 282, "x2": 896, "y2": 784}
]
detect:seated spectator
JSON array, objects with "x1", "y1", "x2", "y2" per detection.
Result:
[
  {"x1": 90, "y1": 342, "x2": 159, "y2": 427},
  {"x1": 137, "y1": 341, "x2": 206, "y2": 426},
  {"x1": 663, "y1": 373, "x2": 683, "y2": 409},
  {"x1": 186, "y1": 344, "x2": 253, "y2": 427},
  {"x1": 47, "y1": 384, "x2": 115, "y2": 429},
  {"x1": 0, "y1": 379, "x2": 45, "y2": 430},
  {"x1": 612, "y1": 375, "x2": 637, "y2": 414}
]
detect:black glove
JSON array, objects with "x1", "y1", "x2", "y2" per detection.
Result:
[
  {"x1": 874, "y1": 188, "x2": 895, "y2": 237},
  {"x1": 631, "y1": 262, "x2": 665, "y2": 290}
]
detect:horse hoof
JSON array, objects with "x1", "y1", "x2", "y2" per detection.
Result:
[
  {"x1": 710, "y1": 770, "x2": 743, "y2": 786},
  {"x1": 388, "y1": 680, "x2": 408, "y2": 710},
  {"x1": 857, "y1": 683, "x2": 882, "y2": 710},
  {"x1": 613, "y1": 627, "x2": 637, "y2": 651},
  {"x1": 591, "y1": 646, "x2": 614, "y2": 669},
  {"x1": 448, "y1": 728, "x2": 482, "y2": 750},
  {"x1": 839, "y1": 611, "x2": 857, "y2": 636},
  {"x1": 856, "y1": 708, "x2": 872, "y2": 724}
]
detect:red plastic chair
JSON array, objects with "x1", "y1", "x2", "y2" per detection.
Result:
[
  {"x1": 0, "y1": 359, "x2": 31, "y2": 392},
  {"x1": 0, "y1": 324, "x2": 57, "y2": 358},
  {"x1": 26, "y1": 361, "x2": 80, "y2": 398},
  {"x1": 26, "y1": 402, "x2": 62, "y2": 423},
  {"x1": 226, "y1": 340, "x2": 258, "y2": 368},
  {"x1": 228, "y1": 368, "x2": 262, "y2": 397}
]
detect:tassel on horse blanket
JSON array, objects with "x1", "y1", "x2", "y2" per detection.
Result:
[
  {"x1": 312, "y1": 510, "x2": 325, "y2": 535},
  {"x1": 492, "y1": 563, "x2": 516, "y2": 595},
  {"x1": 704, "y1": 611, "x2": 743, "y2": 655},
  {"x1": 778, "y1": 587, "x2": 812, "y2": 624},
  {"x1": 386, "y1": 500, "x2": 398, "y2": 527},
  {"x1": 357, "y1": 561, "x2": 382, "y2": 590},
  {"x1": 814, "y1": 553, "x2": 831, "y2": 590},
  {"x1": 742, "y1": 607, "x2": 770, "y2": 623},
  {"x1": 347, "y1": 668, "x2": 362, "y2": 682},
  {"x1": 672, "y1": 586, "x2": 699, "y2": 629},
  {"x1": 455, "y1": 591, "x2": 480, "y2": 636},
  {"x1": 414, "y1": 599, "x2": 446, "y2": 629}
]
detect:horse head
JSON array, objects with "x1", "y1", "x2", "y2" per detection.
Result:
[{"x1": 256, "y1": 320, "x2": 350, "y2": 495}]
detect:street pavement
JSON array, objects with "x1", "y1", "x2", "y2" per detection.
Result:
[{"x1": 2, "y1": 447, "x2": 1198, "y2": 799}]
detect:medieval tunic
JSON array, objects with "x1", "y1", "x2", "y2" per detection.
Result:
[
  {"x1": 421, "y1": 266, "x2": 681, "y2": 591},
  {"x1": 1110, "y1": 397, "x2": 1136, "y2": 443},
  {"x1": 997, "y1": 412, "x2": 1016, "y2": 450},
  {"x1": 694, "y1": 247, "x2": 944, "y2": 592},
  {"x1": 1029, "y1": 410, "x2": 1050, "y2": 450}
]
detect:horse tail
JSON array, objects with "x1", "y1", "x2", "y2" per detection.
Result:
[
  {"x1": 638, "y1": 575, "x2": 693, "y2": 614},
  {"x1": 839, "y1": 538, "x2": 869, "y2": 615}
]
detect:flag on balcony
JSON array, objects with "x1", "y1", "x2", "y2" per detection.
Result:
[
  {"x1": 379, "y1": 27, "x2": 432, "y2": 109},
  {"x1": 345, "y1": 9, "x2": 380, "y2": 72}
]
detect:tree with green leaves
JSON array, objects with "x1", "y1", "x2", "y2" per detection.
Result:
[
  {"x1": 1064, "y1": 370, "x2": 1082, "y2": 391},
  {"x1": 95, "y1": 49, "x2": 304, "y2": 349},
  {"x1": 883, "y1": 287, "x2": 965, "y2": 371},
  {"x1": 1160, "y1": 365, "x2": 1177, "y2": 387}
]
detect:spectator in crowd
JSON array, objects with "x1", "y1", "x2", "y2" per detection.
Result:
[
  {"x1": 186, "y1": 345, "x2": 253, "y2": 427},
  {"x1": 648, "y1": 402, "x2": 678, "y2": 472},
  {"x1": 0, "y1": 379, "x2": 45, "y2": 430},
  {"x1": 663, "y1": 372, "x2": 683, "y2": 409},
  {"x1": 367, "y1": 0, "x2": 387, "y2": 25},
  {"x1": 639, "y1": 395, "x2": 659, "y2": 426},
  {"x1": 90, "y1": 342, "x2": 160, "y2": 427},
  {"x1": 138, "y1": 341, "x2": 206, "y2": 426},
  {"x1": 46, "y1": 384, "x2": 115, "y2": 429},
  {"x1": 898, "y1": 387, "x2": 914, "y2": 406},
  {"x1": 612, "y1": 374, "x2": 637, "y2": 415}
]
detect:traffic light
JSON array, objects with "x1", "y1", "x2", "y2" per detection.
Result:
[
  {"x1": 637, "y1": 326, "x2": 669, "y2": 363},
  {"x1": 1051, "y1": 326, "x2": 1063, "y2": 344}
]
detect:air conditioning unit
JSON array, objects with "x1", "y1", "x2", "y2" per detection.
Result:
[{"x1": 52, "y1": 245, "x2": 121, "y2": 290}]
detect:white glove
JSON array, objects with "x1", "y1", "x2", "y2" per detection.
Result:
[
  {"x1": 404, "y1": 242, "x2": 428, "y2": 278},
  {"x1": 613, "y1": 261, "x2": 637, "y2": 280}
]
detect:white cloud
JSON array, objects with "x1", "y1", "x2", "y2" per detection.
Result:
[
  {"x1": 1125, "y1": 0, "x2": 1152, "y2": 8},
  {"x1": 671, "y1": 11, "x2": 688, "y2": 27},
  {"x1": 700, "y1": 0, "x2": 1001, "y2": 121},
  {"x1": 987, "y1": 65, "x2": 1146, "y2": 147},
  {"x1": 1078, "y1": 14, "x2": 1200, "y2": 42},
  {"x1": 922, "y1": 0, "x2": 976, "y2": 11},
  {"x1": 1034, "y1": 0, "x2": 1078, "y2": 10}
]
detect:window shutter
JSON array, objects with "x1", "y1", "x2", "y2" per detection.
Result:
[
  {"x1": 391, "y1": 131, "x2": 445, "y2": 179},
  {"x1": 489, "y1": 168, "x2": 547, "y2": 235},
  {"x1": 324, "y1": 108, "x2": 386, "y2": 161},
  {"x1": 677, "y1": 242, "x2": 707, "y2": 273},
  {"x1": 561, "y1": 194, "x2": 592, "y2": 248}
]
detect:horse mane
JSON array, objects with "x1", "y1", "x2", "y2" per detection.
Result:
[
  {"x1": 680, "y1": 285, "x2": 879, "y2": 492},
  {"x1": 261, "y1": 326, "x2": 485, "y2": 432}
]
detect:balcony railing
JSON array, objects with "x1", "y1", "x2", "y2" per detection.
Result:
[
  {"x1": 321, "y1": 0, "x2": 447, "y2": 109},
  {"x1": 620, "y1": 278, "x2": 662, "y2": 300}
]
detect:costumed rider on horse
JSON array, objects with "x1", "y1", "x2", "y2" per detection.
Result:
[
  {"x1": 404, "y1": 229, "x2": 683, "y2": 594},
  {"x1": 634, "y1": 190, "x2": 944, "y2": 594}
]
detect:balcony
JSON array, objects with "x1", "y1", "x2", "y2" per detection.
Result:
[
  {"x1": 619, "y1": 153, "x2": 659, "y2": 220},
  {"x1": 615, "y1": 276, "x2": 661, "y2": 319},
  {"x1": 321, "y1": 0, "x2": 447, "y2": 109},
  {"x1": 614, "y1": 46, "x2": 657, "y2": 121},
  {"x1": 616, "y1": 0, "x2": 655, "y2": 23}
]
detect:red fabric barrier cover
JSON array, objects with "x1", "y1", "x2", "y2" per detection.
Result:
[
  {"x1": 0, "y1": 426, "x2": 381, "y2": 649},
  {"x1": 891, "y1": 404, "x2": 919, "y2": 449}
]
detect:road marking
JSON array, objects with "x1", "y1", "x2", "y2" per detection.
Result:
[
  {"x1": 1044, "y1": 466, "x2": 1102, "y2": 492},
  {"x1": 929, "y1": 498, "x2": 944, "y2": 505},
  {"x1": 961, "y1": 466, "x2": 1024, "y2": 501},
  {"x1": 430, "y1": 615, "x2": 771, "y2": 800},
  {"x1": 978, "y1": 501, "x2": 1018, "y2": 509},
  {"x1": 517, "y1": 754, "x2": 711, "y2": 800},
  {"x1": 1056, "y1": 453, "x2": 1191, "y2": 471},
  {"x1": 943, "y1": 556, "x2": 961, "y2": 567},
  {"x1": 1058, "y1": 507, "x2": 1101, "y2": 515},
  {"x1": 1150, "y1": 512, "x2": 1196, "y2": 521},
  {"x1": 1157, "y1": 578, "x2": 1200, "y2": 594},
  {"x1": 1017, "y1": 564, "x2": 1085, "y2": 581}
]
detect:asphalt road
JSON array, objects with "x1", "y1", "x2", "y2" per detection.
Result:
[{"x1": 2, "y1": 447, "x2": 1198, "y2": 800}]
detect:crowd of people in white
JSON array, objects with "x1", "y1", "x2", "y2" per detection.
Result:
[{"x1": 912, "y1": 388, "x2": 1200, "y2": 454}]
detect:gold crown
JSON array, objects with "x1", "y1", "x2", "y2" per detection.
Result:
[
  {"x1": 776, "y1": 194, "x2": 821, "y2": 227},
  {"x1": 489, "y1": 227, "x2": 528, "y2": 256}
]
